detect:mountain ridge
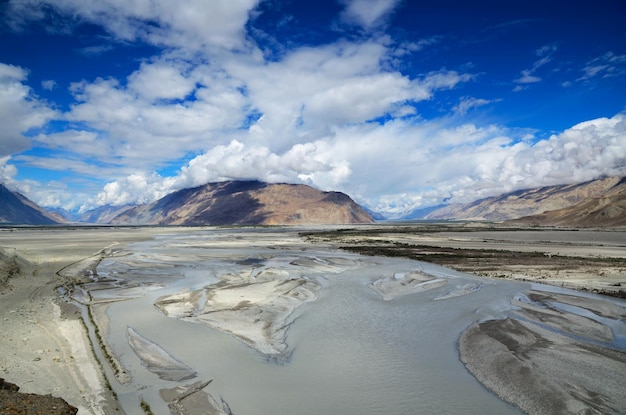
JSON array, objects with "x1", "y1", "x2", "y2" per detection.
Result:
[
  {"x1": 423, "y1": 176, "x2": 625, "y2": 225},
  {"x1": 109, "y1": 180, "x2": 374, "y2": 225},
  {"x1": 0, "y1": 184, "x2": 65, "y2": 225}
]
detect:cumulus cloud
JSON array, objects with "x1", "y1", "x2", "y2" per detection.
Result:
[
  {"x1": 0, "y1": 156, "x2": 18, "y2": 186},
  {"x1": 95, "y1": 139, "x2": 353, "y2": 207},
  {"x1": 61, "y1": 60, "x2": 248, "y2": 168},
  {"x1": 0, "y1": 63, "x2": 55, "y2": 158},
  {"x1": 3, "y1": 1, "x2": 624, "y2": 217},
  {"x1": 93, "y1": 112, "x2": 625, "y2": 217}
]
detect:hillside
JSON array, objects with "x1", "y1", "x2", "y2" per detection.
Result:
[
  {"x1": 78, "y1": 204, "x2": 136, "y2": 224},
  {"x1": 109, "y1": 180, "x2": 374, "y2": 226},
  {"x1": 424, "y1": 176, "x2": 625, "y2": 222},
  {"x1": 0, "y1": 184, "x2": 64, "y2": 225},
  {"x1": 509, "y1": 178, "x2": 626, "y2": 227}
]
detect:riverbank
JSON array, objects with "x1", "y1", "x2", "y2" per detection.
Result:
[
  {"x1": 302, "y1": 225, "x2": 626, "y2": 298},
  {"x1": 0, "y1": 227, "x2": 190, "y2": 414}
]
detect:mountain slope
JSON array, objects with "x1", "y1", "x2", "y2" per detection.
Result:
[
  {"x1": 509, "y1": 178, "x2": 626, "y2": 227},
  {"x1": 78, "y1": 204, "x2": 136, "y2": 224},
  {"x1": 109, "y1": 180, "x2": 374, "y2": 226},
  {"x1": 425, "y1": 176, "x2": 625, "y2": 222},
  {"x1": 0, "y1": 184, "x2": 64, "y2": 225}
]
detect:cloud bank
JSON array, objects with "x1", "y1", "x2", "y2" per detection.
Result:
[{"x1": 1, "y1": 0, "x2": 625, "y2": 217}]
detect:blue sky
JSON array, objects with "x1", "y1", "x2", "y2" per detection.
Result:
[{"x1": 1, "y1": 0, "x2": 625, "y2": 217}]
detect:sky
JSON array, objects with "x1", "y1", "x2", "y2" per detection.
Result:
[{"x1": 1, "y1": 0, "x2": 625, "y2": 218}]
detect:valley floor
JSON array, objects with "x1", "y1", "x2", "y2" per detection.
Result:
[
  {"x1": 302, "y1": 223, "x2": 626, "y2": 298},
  {"x1": 0, "y1": 224, "x2": 625, "y2": 414}
]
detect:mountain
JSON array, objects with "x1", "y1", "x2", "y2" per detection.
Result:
[
  {"x1": 400, "y1": 204, "x2": 447, "y2": 220},
  {"x1": 78, "y1": 204, "x2": 136, "y2": 224},
  {"x1": 509, "y1": 177, "x2": 626, "y2": 227},
  {"x1": 109, "y1": 180, "x2": 374, "y2": 226},
  {"x1": 0, "y1": 184, "x2": 65, "y2": 225},
  {"x1": 424, "y1": 176, "x2": 625, "y2": 222}
]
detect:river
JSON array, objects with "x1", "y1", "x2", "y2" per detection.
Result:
[{"x1": 89, "y1": 228, "x2": 534, "y2": 414}]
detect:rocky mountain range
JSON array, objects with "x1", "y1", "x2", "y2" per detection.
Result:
[
  {"x1": 423, "y1": 176, "x2": 626, "y2": 226},
  {"x1": 109, "y1": 180, "x2": 374, "y2": 225},
  {"x1": 77, "y1": 204, "x2": 136, "y2": 224},
  {"x1": 3, "y1": 177, "x2": 626, "y2": 227},
  {"x1": 0, "y1": 184, "x2": 65, "y2": 225},
  {"x1": 508, "y1": 177, "x2": 626, "y2": 227}
]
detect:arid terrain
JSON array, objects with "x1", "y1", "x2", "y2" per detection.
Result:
[
  {"x1": 302, "y1": 223, "x2": 626, "y2": 298},
  {"x1": 1, "y1": 224, "x2": 625, "y2": 414}
]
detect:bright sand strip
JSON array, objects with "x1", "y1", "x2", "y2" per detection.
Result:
[
  {"x1": 459, "y1": 289, "x2": 626, "y2": 415},
  {"x1": 0, "y1": 226, "x2": 192, "y2": 414},
  {"x1": 368, "y1": 271, "x2": 447, "y2": 301},
  {"x1": 156, "y1": 267, "x2": 320, "y2": 357},
  {"x1": 127, "y1": 326, "x2": 197, "y2": 381}
]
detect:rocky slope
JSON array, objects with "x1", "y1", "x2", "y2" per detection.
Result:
[
  {"x1": 77, "y1": 204, "x2": 135, "y2": 223},
  {"x1": 509, "y1": 178, "x2": 626, "y2": 227},
  {"x1": 109, "y1": 180, "x2": 373, "y2": 226},
  {"x1": 0, "y1": 378, "x2": 78, "y2": 415},
  {"x1": 0, "y1": 184, "x2": 64, "y2": 225},
  {"x1": 425, "y1": 176, "x2": 625, "y2": 222}
]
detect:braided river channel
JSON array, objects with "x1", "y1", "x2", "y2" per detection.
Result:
[{"x1": 79, "y1": 227, "x2": 624, "y2": 414}]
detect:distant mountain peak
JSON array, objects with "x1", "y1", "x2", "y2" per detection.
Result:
[{"x1": 107, "y1": 180, "x2": 373, "y2": 226}]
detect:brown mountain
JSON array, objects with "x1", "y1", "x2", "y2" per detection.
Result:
[
  {"x1": 425, "y1": 176, "x2": 625, "y2": 222},
  {"x1": 509, "y1": 177, "x2": 626, "y2": 227},
  {"x1": 109, "y1": 180, "x2": 373, "y2": 226},
  {"x1": 0, "y1": 184, "x2": 65, "y2": 225},
  {"x1": 78, "y1": 204, "x2": 136, "y2": 224}
]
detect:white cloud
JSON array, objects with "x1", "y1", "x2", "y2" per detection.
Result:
[
  {"x1": 41, "y1": 79, "x2": 56, "y2": 90},
  {"x1": 578, "y1": 51, "x2": 626, "y2": 81},
  {"x1": 89, "y1": 111, "x2": 626, "y2": 217},
  {"x1": 453, "y1": 97, "x2": 496, "y2": 116},
  {"x1": 0, "y1": 63, "x2": 56, "y2": 158},
  {"x1": 340, "y1": 0, "x2": 402, "y2": 29},
  {"x1": 515, "y1": 69, "x2": 541, "y2": 84},
  {"x1": 127, "y1": 61, "x2": 196, "y2": 101},
  {"x1": 95, "y1": 172, "x2": 172, "y2": 206},
  {"x1": 6, "y1": 0, "x2": 262, "y2": 50},
  {"x1": 63, "y1": 60, "x2": 248, "y2": 167},
  {"x1": 4, "y1": 2, "x2": 624, "y2": 219},
  {"x1": 513, "y1": 44, "x2": 558, "y2": 87},
  {"x1": 0, "y1": 156, "x2": 18, "y2": 186}
]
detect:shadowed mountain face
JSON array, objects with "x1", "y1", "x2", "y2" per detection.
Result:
[
  {"x1": 0, "y1": 184, "x2": 64, "y2": 225},
  {"x1": 109, "y1": 181, "x2": 374, "y2": 226},
  {"x1": 425, "y1": 176, "x2": 626, "y2": 226}
]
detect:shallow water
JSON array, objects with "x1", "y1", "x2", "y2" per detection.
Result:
[{"x1": 94, "y1": 228, "x2": 531, "y2": 414}]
